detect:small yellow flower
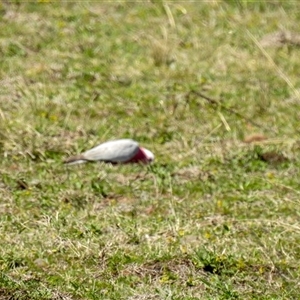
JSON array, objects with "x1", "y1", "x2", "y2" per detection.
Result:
[
  {"x1": 204, "y1": 232, "x2": 211, "y2": 239},
  {"x1": 180, "y1": 245, "x2": 187, "y2": 253},
  {"x1": 237, "y1": 259, "x2": 245, "y2": 269},
  {"x1": 57, "y1": 21, "x2": 66, "y2": 28},
  {"x1": 178, "y1": 229, "x2": 185, "y2": 237},
  {"x1": 49, "y1": 115, "x2": 58, "y2": 121},
  {"x1": 160, "y1": 274, "x2": 170, "y2": 283}
]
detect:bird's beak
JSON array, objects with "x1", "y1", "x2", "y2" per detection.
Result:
[{"x1": 142, "y1": 148, "x2": 154, "y2": 163}]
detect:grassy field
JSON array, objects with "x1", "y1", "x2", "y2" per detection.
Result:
[{"x1": 1, "y1": 1, "x2": 300, "y2": 299}]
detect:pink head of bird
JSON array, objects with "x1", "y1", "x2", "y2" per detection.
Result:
[{"x1": 127, "y1": 147, "x2": 154, "y2": 164}]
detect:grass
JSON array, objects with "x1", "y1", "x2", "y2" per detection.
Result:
[{"x1": 1, "y1": 1, "x2": 300, "y2": 299}]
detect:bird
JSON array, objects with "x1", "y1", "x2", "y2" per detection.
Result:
[{"x1": 64, "y1": 139, "x2": 154, "y2": 165}]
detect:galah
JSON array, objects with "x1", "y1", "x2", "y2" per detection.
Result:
[{"x1": 64, "y1": 139, "x2": 154, "y2": 165}]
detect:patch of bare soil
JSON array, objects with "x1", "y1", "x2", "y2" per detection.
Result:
[
  {"x1": 120, "y1": 257, "x2": 204, "y2": 282},
  {"x1": 260, "y1": 31, "x2": 300, "y2": 48}
]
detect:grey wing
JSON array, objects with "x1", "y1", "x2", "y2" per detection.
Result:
[{"x1": 82, "y1": 139, "x2": 139, "y2": 162}]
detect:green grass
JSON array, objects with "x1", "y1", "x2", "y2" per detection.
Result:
[{"x1": 1, "y1": 1, "x2": 300, "y2": 299}]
